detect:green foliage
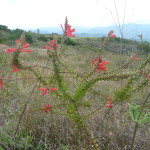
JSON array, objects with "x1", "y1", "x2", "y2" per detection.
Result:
[
  {"x1": 47, "y1": 35, "x2": 54, "y2": 40},
  {"x1": 53, "y1": 58, "x2": 72, "y2": 101},
  {"x1": 0, "y1": 30, "x2": 9, "y2": 44},
  {"x1": 114, "y1": 82, "x2": 132, "y2": 102},
  {"x1": 137, "y1": 41, "x2": 150, "y2": 53},
  {"x1": 0, "y1": 127, "x2": 33, "y2": 150},
  {"x1": 57, "y1": 36, "x2": 62, "y2": 44},
  {"x1": 128, "y1": 104, "x2": 150, "y2": 125},
  {"x1": 25, "y1": 32, "x2": 34, "y2": 43},
  {"x1": 0, "y1": 53, "x2": 5, "y2": 64},
  {"x1": 138, "y1": 113, "x2": 150, "y2": 124},
  {"x1": 128, "y1": 103, "x2": 139, "y2": 122},
  {"x1": 37, "y1": 35, "x2": 48, "y2": 41},
  {"x1": 73, "y1": 79, "x2": 96, "y2": 102},
  {"x1": 0, "y1": 25, "x2": 11, "y2": 32},
  {"x1": 59, "y1": 144, "x2": 68, "y2": 150},
  {"x1": 8, "y1": 29, "x2": 24, "y2": 40},
  {"x1": 64, "y1": 38, "x2": 77, "y2": 46}
]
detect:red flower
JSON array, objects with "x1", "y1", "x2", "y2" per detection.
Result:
[
  {"x1": 108, "y1": 30, "x2": 116, "y2": 38},
  {"x1": 146, "y1": 74, "x2": 150, "y2": 83},
  {"x1": 39, "y1": 86, "x2": 57, "y2": 96},
  {"x1": 61, "y1": 24, "x2": 75, "y2": 37},
  {"x1": 12, "y1": 66, "x2": 19, "y2": 73},
  {"x1": 3, "y1": 48, "x2": 17, "y2": 53},
  {"x1": 132, "y1": 57, "x2": 140, "y2": 61},
  {"x1": 16, "y1": 39, "x2": 20, "y2": 45},
  {"x1": 137, "y1": 34, "x2": 142, "y2": 39},
  {"x1": 11, "y1": 63, "x2": 19, "y2": 73},
  {"x1": 91, "y1": 57, "x2": 108, "y2": 74},
  {"x1": 5, "y1": 76, "x2": 9, "y2": 80},
  {"x1": 104, "y1": 96, "x2": 113, "y2": 108},
  {"x1": 20, "y1": 43, "x2": 29, "y2": 49},
  {"x1": 49, "y1": 88, "x2": 57, "y2": 91},
  {"x1": 44, "y1": 39, "x2": 57, "y2": 50},
  {"x1": 39, "y1": 87, "x2": 50, "y2": 96},
  {"x1": 105, "y1": 101, "x2": 113, "y2": 107},
  {"x1": 40, "y1": 104, "x2": 51, "y2": 112},
  {"x1": 109, "y1": 35, "x2": 116, "y2": 38},
  {"x1": 0, "y1": 78, "x2": 4, "y2": 88},
  {"x1": 3, "y1": 40, "x2": 31, "y2": 53},
  {"x1": 20, "y1": 50, "x2": 31, "y2": 52},
  {"x1": 130, "y1": 53, "x2": 140, "y2": 61}
]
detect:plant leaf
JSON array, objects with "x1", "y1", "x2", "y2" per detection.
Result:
[
  {"x1": 138, "y1": 113, "x2": 150, "y2": 124},
  {"x1": 128, "y1": 103, "x2": 139, "y2": 122}
]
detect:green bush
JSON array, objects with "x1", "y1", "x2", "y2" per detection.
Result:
[
  {"x1": 8, "y1": 29, "x2": 24, "y2": 40},
  {"x1": 0, "y1": 25, "x2": 11, "y2": 32},
  {"x1": 57, "y1": 36, "x2": 62, "y2": 44},
  {"x1": 137, "y1": 41, "x2": 150, "y2": 53},
  {"x1": 25, "y1": 33, "x2": 34, "y2": 43},
  {"x1": 64, "y1": 38, "x2": 76, "y2": 46},
  {"x1": 37, "y1": 35, "x2": 48, "y2": 41}
]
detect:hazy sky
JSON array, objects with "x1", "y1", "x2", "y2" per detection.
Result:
[{"x1": 1, "y1": 0, "x2": 150, "y2": 29}]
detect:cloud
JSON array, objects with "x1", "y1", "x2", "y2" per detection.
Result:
[{"x1": 0, "y1": 0, "x2": 149, "y2": 29}]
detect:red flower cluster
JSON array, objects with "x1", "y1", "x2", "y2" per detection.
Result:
[
  {"x1": 44, "y1": 39, "x2": 57, "y2": 50},
  {"x1": 146, "y1": 74, "x2": 150, "y2": 83},
  {"x1": 40, "y1": 104, "x2": 51, "y2": 112},
  {"x1": 130, "y1": 53, "x2": 140, "y2": 61},
  {"x1": 0, "y1": 78, "x2": 4, "y2": 88},
  {"x1": 11, "y1": 64, "x2": 19, "y2": 73},
  {"x1": 61, "y1": 24, "x2": 75, "y2": 37},
  {"x1": 91, "y1": 57, "x2": 108, "y2": 74},
  {"x1": 104, "y1": 96, "x2": 113, "y2": 108},
  {"x1": 3, "y1": 40, "x2": 31, "y2": 53},
  {"x1": 108, "y1": 30, "x2": 116, "y2": 38},
  {"x1": 39, "y1": 87, "x2": 57, "y2": 96}
]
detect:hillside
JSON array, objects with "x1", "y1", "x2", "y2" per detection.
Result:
[
  {"x1": 26, "y1": 24, "x2": 150, "y2": 41},
  {"x1": 0, "y1": 24, "x2": 150, "y2": 54}
]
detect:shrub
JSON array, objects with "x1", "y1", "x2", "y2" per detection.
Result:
[
  {"x1": 8, "y1": 29, "x2": 24, "y2": 40},
  {"x1": 64, "y1": 37, "x2": 76, "y2": 46},
  {"x1": 137, "y1": 41, "x2": 150, "y2": 53},
  {"x1": 37, "y1": 35, "x2": 48, "y2": 41},
  {"x1": 25, "y1": 33, "x2": 34, "y2": 43}
]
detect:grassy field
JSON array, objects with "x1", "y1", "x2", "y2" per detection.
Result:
[{"x1": 0, "y1": 36, "x2": 150, "y2": 150}]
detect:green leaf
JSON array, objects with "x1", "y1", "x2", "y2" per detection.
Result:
[
  {"x1": 128, "y1": 103, "x2": 139, "y2": 122},
  {"x1": 67, "y1": 103, "x2": 76, "y2": 115},
  {"x1": 77, "y1": 100, "x2": 92, "y2": 107},
  {"x1": 138, "y1": 113, "x2": 150, "y2": 124}
]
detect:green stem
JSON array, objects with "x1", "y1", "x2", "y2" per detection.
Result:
[{"x1": 81, "y1": 124, "x2": 100, "y2": 150}]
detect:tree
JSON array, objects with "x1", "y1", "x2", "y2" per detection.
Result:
[
  {"x1": 9, "y1": 29, "x2": 24, "y2": 40},
  {"x1": 0, "y1": 25, "x2": 11, "y2": 32}
]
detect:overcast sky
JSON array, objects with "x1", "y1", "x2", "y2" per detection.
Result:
[{"x1": 0, "y1": 0, "x2": 150, "y2": 29}]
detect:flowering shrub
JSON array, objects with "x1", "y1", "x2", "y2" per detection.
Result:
[{"x1": 1, "y1": 17, "x2": 150, "y2": 150}]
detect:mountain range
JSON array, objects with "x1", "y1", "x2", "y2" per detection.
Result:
[{"x1": 28, "y1": 24, "x2": 150, "y2": 42}]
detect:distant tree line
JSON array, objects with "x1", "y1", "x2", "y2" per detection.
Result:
[
  {"x1": 0, "y1": 24, "x2": 78, "y2": 46},
  {"x1": 0, "y1": 24, "x2": 149, "y2": 53}
]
